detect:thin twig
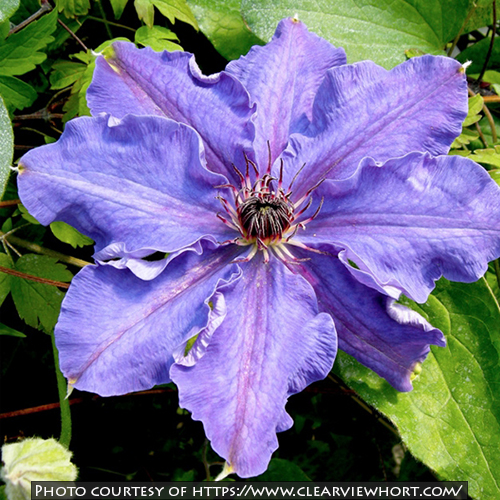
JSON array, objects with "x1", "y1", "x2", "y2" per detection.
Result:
[
  {"x1": 0, "y1": 398, "x2": 84, "y2": 420},
  {"x1": 0, "y1": 199, "x2": 20, "y2": 208},
  {"x1": 87, "y1": 15, "x2": 136, "y2": 32},
  {"x1": 8, "y1": 0, "x2": 52, "y2": 35},
  {"x1": 57, "y1": 18, "x2": 88, "y2": 51},
  {"x1": 477, "y1": 0, "x2": 497, "y2": 83},
  {"x1": 0, "y1": 264, "x2": 70, "y2": 288},
  {"x1": 1, "y1": 232, "x2": 92, "y2": 268},
  {"x1": 447, "y1": 1, "x2": 478, "y2": 57},
  {"x1": 202, "y1": 440, "x2": 212, "y2": 481},
  {"x1": 95, "y1": 0, "x2": 113, "y2": 38},
  {"x1": 13, "y1": 110, "x2": 64, "y2": 121},
  {"x1": 483, "y1": 95, "x2": 500, "y2": 103},
  {"x1": 469, "y1": 87, "x2": 498, "y2": 143},
  {"x1": 482, "y1": 103, "x2": 497, "y2": 143},
  {"x1": 475, "y1": 121, "x2": 489, "y2": 147}
]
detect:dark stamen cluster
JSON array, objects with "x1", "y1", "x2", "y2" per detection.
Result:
[{"x1": 238, "y1": 194, "x2": 293, "y2": 240}]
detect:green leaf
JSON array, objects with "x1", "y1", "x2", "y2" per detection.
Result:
[
  {"x1": 60, "y1": 40, "x2": 129, "y2": 121},
  {"x1": 60, "y1": 53, "x2": 95, "y2": 121},
  {"x1": 241, "y1": 0, "x2": 470, "y2": 69},
  {"x1": 463, "y1": 94, "x2": 484, "y2": 127},
  {"x1": 404, "y1": 47, "x2": 427, "y2": 58},
  {"x1": 0, "y1": 252, "x2": 13, "y2": 307},
  {"x1": 135, "y1": 0, "x2": 198, "y2": 30},
  {"x1": 109, "y1": 0, "x2": 129, "y2": 19},
  {"x1": 0, "y1": 75, "x2": 37, "y2": 111},
  {"x1": 1, "y1": 438, "x2": 77, "y2": 500},
  {"x1": 50, "y1": 60, "x2": 88, "y2": 89},
  {"x1": 56, "y1": 0, "x2": 91, "y2": 18},
  {"x1": 18, "y1": 203, "x2": 39, "y2": 224},
  {"x1": 457, "y1": 35, "x2": 500, "y2": 74},
  {"x1": 450, "y1": 127, "x2": 479, "y2": 148},
  {"x1": 187, "y1": 0, "x2": 263, "y2": 60},
  {"x1": 135, "y1": 25, "x2": 182, "y2": 51},
  {"x1": 489, "y1": 169, "x2": 500, "y2": 186},
  {"x1": 10, "y1": 254, "x2": 72, "y2": 333},
  {"x1": 463, "y1": 0, "x2": 500, "y2": 34},
  {"x1": 0, "y1": 8, "x2": 57, "y2": 77},
  {"x1": 50, "y1": 221, "x2": 94, "y2": 248},
  {"x1": 469, "y1": 146, "x2": 500, "y2": 168},
  {"x1": 335, "y1": 278, "x2": 500, "y2": 499},
  {"x1": 0, "y1": 0, "x2": 20, "y2": 25},
  {"x1": 0, "y1": 323, "x2": 25, "y2": 337},
  {"x1": 254, "y1": 458, "x2": 311, "y2": 481},
  {"x1": 471, "y1": 70, "x2": 500, "y2": 85},
  {"x1": 0, "y1": 94, "x2": 13, "y2": 199}
]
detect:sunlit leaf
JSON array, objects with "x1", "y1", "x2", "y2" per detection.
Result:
[
  {"x1": 0, "y1": 0, "x2": 20, "y2": 25},
  {"x1": 335, "y1": 278, "x2": 500, "y2": 499},
  {"x1": 468, "y1": 147, "x2": 500, "y2": 168},
  {"x1": 0, "y1": 94, "x2": 13, "y2": 198},
  {"x1": 135, "y1": 25, "x2": 183, "y2": 52},
  {"x1": 242, "y1": 0, "x2": 470, "y2": 68},
  {"x1": 187, "y1": 0, "x2": 263, "y2": 60},
  {"x1": 50, "y1": 221, "x2": 94, "y2": 248},
  {"x1": 135, "y1": 0, "x2": 198, "y2": 30},
  {"x1": 56, "y1": 0, "x2": 91, "y2": 18}
]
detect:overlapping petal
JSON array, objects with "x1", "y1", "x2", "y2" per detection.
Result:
[
  {"x1": 291, "y1": 246, "x2": 445, "y2": 391},
  {"x1": 56, "y1": 242, "x2": 241, "y2": 396},
  {"x1": 299, "y1": 152, "x2": 500, "y2": 303},
  {"x1": 170, "y1": 256, "x2": 336, "y2": 477},
  {"x1": 87, "y1": 43, "x2": 255, "y2": 182},
  {"x1": 18, "y1": 114, "x2": 232, "y2": 266},
  {"x1": 226, "y1": 17, "x2": 346, "y2": 171},
  {"x1": 279, "y1": 55, "x2": 467, "y2": 197}
]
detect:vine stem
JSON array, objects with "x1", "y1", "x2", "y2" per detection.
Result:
[
  {"x1": 447, "y1": 2, "x2": 478, "y2": 57},
  {"x1": 469, "y1": 87, "x2": 498, "y2": 143},
  {"x1": 57, "y1": 18, "x2": 88, "y2": 51},
  {"x1": 0, "y1": 265, "x2": 70, "y2": 288},
  {"x1": 50, "y1": 331, "x2": 72, "y2": 447},
  {"x1": 0, "y1": 199, "x2": 20, "y2": 207},
  {"x1": 8, "y1": 0, "x2": 52, "y2": 35},
  {"x1": 0, "y1": 231, "x2": 92, "y2": 268},
  {"x1": 477, "y1": 0, "x2": 497, "y2": 83}
]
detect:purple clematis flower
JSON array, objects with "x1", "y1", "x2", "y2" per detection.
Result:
[{"x1": 17, "y1": 17, "x2": 500, "y2": 477}]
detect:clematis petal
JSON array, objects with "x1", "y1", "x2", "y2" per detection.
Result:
[
  {"x1": 56, "y1": 242, "x2": 241, "y2": 396},
  {"x1": 226, "y1": 17, "x2": 346, "y2": 171},
  {"x1": 87, "y1": 43, "x2": 255, "y2": 182},
  {"x1": 279, "y1": 55, "x2": 467, "y2": 197},
  {"x1": 300, "y1": 152, "x2": 500, "y2": 303},
  {"x1": 292, "y1": 246, "x2": 445, "y2": 392},
  {"x1": 18, "y1": 114, "x2": 233, "y2": 268},
  {"x1": 170, "y1": 256, "x2": 336, "y2": 478}
]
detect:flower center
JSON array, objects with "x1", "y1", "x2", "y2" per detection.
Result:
[
  {"x1": 238, "y1": 194, "x2": 293, "y2": 241},
  {"x1": 216, "y1": 151, "x2": 324, "y2": 264}
]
